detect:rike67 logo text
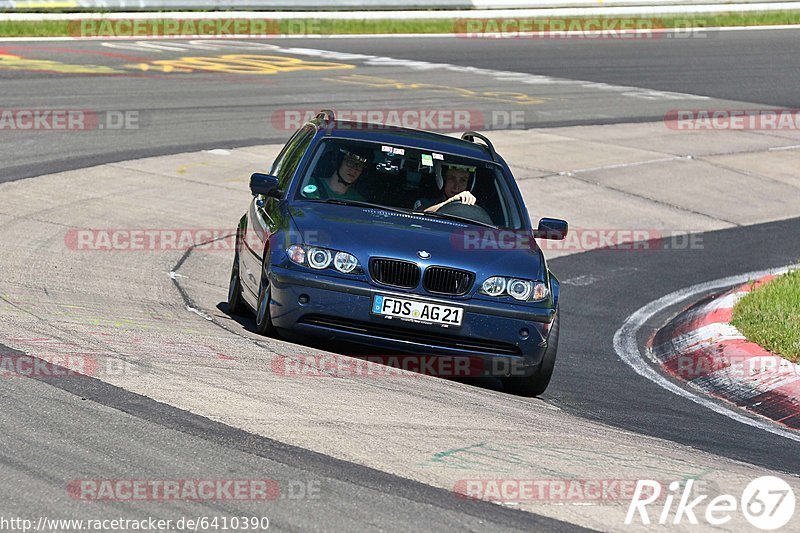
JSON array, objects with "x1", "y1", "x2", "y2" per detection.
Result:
[{"x1": 626, "y1": 477, "x2": 795, "y2": 530}]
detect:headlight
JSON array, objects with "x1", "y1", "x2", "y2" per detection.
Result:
[
  {"x1": 507, "y1": 279, "x2": 533, "y2": 301},
  {"x1": 480, "y1": 276, "x2": 550, "y2": 301},
  {"x1": 287, "y1": 244, "x2": 306, "y2": 265},
  {"x1": 334, "y1": 251, "x2": 358, "y2": 273},
  {"x1": 307, "y1": 247, "x2": 332, "y2": 269},
  {"x1": 481, "y1": 276, "x2": 506, "y2": 296},
  {"x1": 287, "y1": 245, "x2": 361, "y2": 274}
]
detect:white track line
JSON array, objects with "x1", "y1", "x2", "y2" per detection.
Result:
[
  {"x1": 54, "y1": 39, "x2": 704, "y2": 102},
  {"x1": 613, "y1": 265, "x2": 800, "y2": 443},
  {"x1": 1, "y1": 25, "x2": 800, "y2": 42},
  {"x1": 4, "y1": 4, "x2": 800, "y2": 21}
]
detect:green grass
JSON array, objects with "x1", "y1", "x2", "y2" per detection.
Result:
[
  {"x1": 2, "y1": 11, "x2": 800, "y2": 38},
  {"x1": 732, "y1": 269, "x2": 800, "y2": 362}
]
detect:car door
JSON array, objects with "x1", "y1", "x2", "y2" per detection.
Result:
[{"x1": 240, "y1": 125, "x2": 315, "y2": 302}]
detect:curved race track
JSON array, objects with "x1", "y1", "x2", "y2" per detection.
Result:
[{"x1": 1, "y1": 30, "x2": 800, "y2": 532}]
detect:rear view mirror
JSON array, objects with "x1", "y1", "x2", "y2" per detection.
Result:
[
  {"x1": 250, "y1": 173, "x2": 282, "y2": 199},
  {"x1": 533, "y1": 218, "x2": 568, "y2": 240},
  {"x1": 376, "y1": 154, "x2": 401, "y2": 175}
]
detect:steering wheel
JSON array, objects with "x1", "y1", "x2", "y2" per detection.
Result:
[{"x1": 437, "y1": 200, "x2": 494, "y2": 226}]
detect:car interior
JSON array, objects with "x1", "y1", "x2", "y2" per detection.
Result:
[{"x1": 301, "y1": 141, "x2": 523, "y2": 229}]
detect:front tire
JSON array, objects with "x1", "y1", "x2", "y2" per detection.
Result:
[
  {"x1": 254, "y1": 258, "x2": 277, "y2": 336},
  {"x1": 227, "y1": 249, "x2": 248, "y2": 316},
  {"x1": 503, "y1": 313, "x2": 559, "y2": 397}
]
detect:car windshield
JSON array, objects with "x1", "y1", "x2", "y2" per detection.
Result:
[{"x1": 295, "y1": 138, "x2": 525, "y2": 229}]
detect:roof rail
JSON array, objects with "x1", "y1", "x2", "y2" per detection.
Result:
[
  {"x1": 315, "y1": 109, "x2": 335, "y2": 124},
  {"x1": 461, "y1": 131, "x2": 498, "y2": 162}
]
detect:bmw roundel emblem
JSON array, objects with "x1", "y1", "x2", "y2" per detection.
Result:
[{"x1": 417, "y1": 250, "x2": 431, "y2": 259}]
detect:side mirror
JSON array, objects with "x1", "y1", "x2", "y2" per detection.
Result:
[
  {"x1": 533, "y1": 218, "x2": 568, "y2": 240},
  {"x1": 250, "y1": 173, "x2": 282, "y2": 199}
]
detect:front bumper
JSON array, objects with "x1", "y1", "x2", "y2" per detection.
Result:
[{"x1": 268, "y1": 265, "x2": 555, "y2": 377}]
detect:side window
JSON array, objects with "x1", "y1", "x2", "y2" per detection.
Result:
[
  {"x1": 268, "y1": 129, "x2": 299, "y2": 177},
  {"x1": 270, "y1": 125, "x2": 315, "y2": 191}
]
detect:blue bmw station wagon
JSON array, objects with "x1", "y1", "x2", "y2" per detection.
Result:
[{"x1": 228, "y1": 110, "x2": 568, "y2": 396}]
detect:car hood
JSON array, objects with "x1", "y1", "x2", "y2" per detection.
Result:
[{"x1": 289, "y1": 202, "x2": 546, "y2": 280}]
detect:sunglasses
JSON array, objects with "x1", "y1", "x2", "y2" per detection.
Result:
[{"x1": 343, "y1": 156, "x2": 366, "y2": 170}]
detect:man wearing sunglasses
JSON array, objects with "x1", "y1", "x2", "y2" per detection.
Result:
[{"x1": 305, "y1": 147, "x2": 371, "y2": 201}]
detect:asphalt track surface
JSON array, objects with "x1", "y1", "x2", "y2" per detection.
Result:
[
  {"x1": 551, "y1": 217, "x2": 800, "y2": 472},
  {"x1": 0, "y1": 342, "x2": 577, "y2": 531},
  {"x1": 1, "y1": 29, "x2": 800, "y2": 531},
  {"x1": 3, "y1": 28, "x2": 800, "y2": 182},
  {"x1": 308, "y1": 29, "x2": 800, "y2": 108}
]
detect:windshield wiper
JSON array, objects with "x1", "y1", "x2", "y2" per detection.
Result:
[
  {"x1": 313, "y1": 198, "x2": 410, "y2": 216},
  {"x1": 413, "y1": 210, "x2": 499, "y2": 229}
]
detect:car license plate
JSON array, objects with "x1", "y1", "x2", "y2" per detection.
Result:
[{"x1": 371, "y1": 295, "x2": 463, "y2": 328}]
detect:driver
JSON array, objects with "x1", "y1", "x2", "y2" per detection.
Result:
[
  {"x1": 304, "y1": 147, "x2": 371, "y2": 201},
  {"x1": 413, "y1": 163, "x2": 477, "y2": 213}
]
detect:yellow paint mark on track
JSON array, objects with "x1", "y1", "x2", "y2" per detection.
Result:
[
  {"x1": 0, "y1": 53, "x2": 122, "y2": 75},
  {"x1": 128, "y1": 63, "x2": 192, "y2": 73},
  {"x1": 0, "y1": 52, "x2": 348, "y2": 78},
  {"x1": 125, "y1": 54, "x2": 355, "y2": 75},
  {"x1": 327, "y1": 74, "x2": 546, "y2": 105},
  {"x1": 176, "y1": 161, "x2": 209, "y2": 175}
]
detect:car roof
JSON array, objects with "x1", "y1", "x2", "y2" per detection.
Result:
[{"x1": 312, "y1": 120, "x2": 501, "y2": 163}]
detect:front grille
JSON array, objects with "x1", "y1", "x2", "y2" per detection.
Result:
[
  {"x1": 298, "y1": 315, "x2": 522, "y2": 356},
  {"x1": 370, "y1": 258, "x2": 420, "y2": 289},
  {"x1": 423, "y1": 266, "x2": 475, "y2": 295}
]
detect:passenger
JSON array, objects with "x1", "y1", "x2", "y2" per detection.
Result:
[
  {"x1": 305, "y1": 147, "x2": 371, "y2": 201},
  {"x1": 414, "y1": 163, "x2": 477, "y2": 213}
]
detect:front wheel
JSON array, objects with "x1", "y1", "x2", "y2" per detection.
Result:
[
  {"x1": 503, "y1": 313, "x2": 559, "y2": 397},
  {"x1": 254, "y1": 258, "x2": 277, "y2": 336},
  {"x1": 227, "y1": 249, "x2": 249, "y2": 316}
]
